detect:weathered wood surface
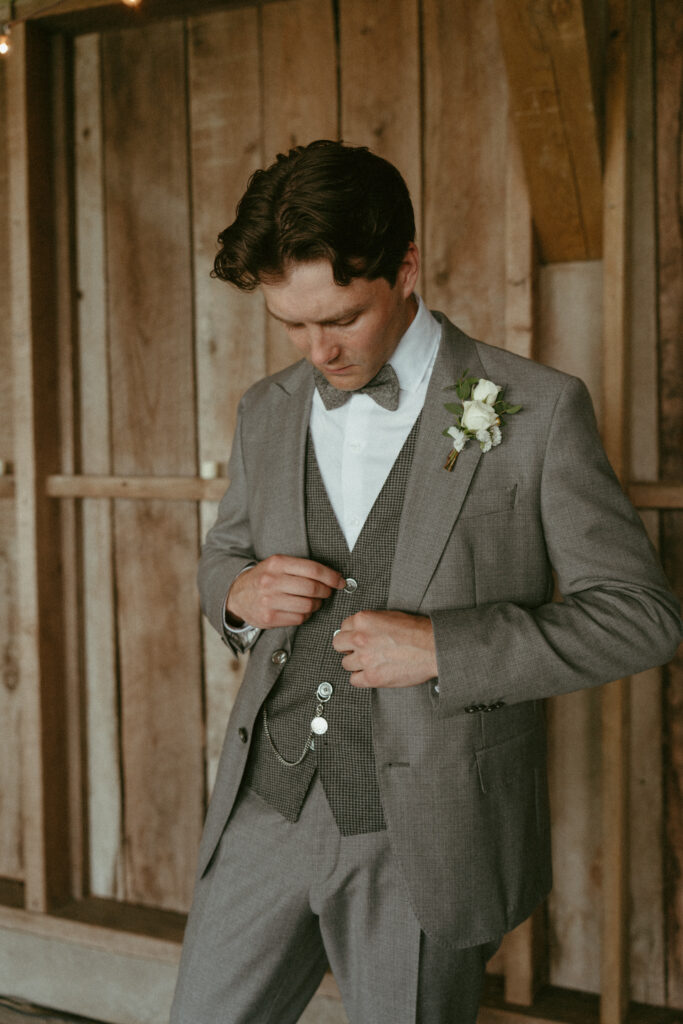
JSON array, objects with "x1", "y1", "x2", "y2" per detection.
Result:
[
  {"x1": 261, "y1": 0, "x2": 338, "y2": 375},
  {"x1": 339, "y1": 0, "x2": 422, "y2": 250},
  {"x1": 656, "y1": 0, "x2": 683, "y2": 1010},
  {"x1": 102, "y1": 21, "x2": 204, "y2": 912},
  {"x1": 0, "y1": 58, "x2": 23, "y2": 885},
  {"x1": 52, "y1": 34, "x2": 87, "y2": 904},
  {"x1": 421, "y1": 0, "x2": 508, "y2": 346},
  {"x1": 494, "y1": 0, "x2": 603, "y2": 263},
  {"x1": 8, "y1": 21, "x2": 72, "y2": 913},
  {"x1": 504, "y1": 121, "x2": 535, "y2": 361},
  {"x1": 46, "y1": 475, "x2": 228, "y2": 501},
  {"x1": 627, "y1": 1, "x2": 664, "y2": 1007},
  {"x1": 600, "y1": 4, "x2": 632, "y2": 1020},
  {"x1": 75, "y1": 32, "x2": 123, "y2": 901},
  {"x1": 187, "y1": 6, "x2": 264, "y2": 793}
]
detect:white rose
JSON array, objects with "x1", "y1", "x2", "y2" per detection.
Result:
[
  {"x1": 471, "y1": 378, "x2": 501, "y2": 405},
  {"x1": 461, "y1": 399, "x2": 499, "y2": 432}
]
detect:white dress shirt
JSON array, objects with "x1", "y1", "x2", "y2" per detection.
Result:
[
  {"x1": 310, "y1": 295, "x2": 441, "y2": 549},
  {"x1": 225, "y1": 295, "x2": 441, "y2": 641}
]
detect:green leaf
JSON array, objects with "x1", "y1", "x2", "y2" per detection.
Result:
[{"x1": 444, "y1": 402, "x2": 463, "y2": 415}]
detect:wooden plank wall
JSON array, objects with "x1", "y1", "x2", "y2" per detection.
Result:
[
  {"x1": 0, "y1": 59, "x2": 23, "y2": 889},
  {"x1": 656, "y1": 0, "x2": 683, "y2": 1009},
  {"x1": 0, "y1": 0, "x2": 681, "y2": 1012}
]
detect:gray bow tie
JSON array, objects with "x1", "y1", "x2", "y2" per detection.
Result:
[{"x1": 313, "y1": 364, "x2": 400, "y2": 411}]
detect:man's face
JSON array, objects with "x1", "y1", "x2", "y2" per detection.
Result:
[{"x1": 260, "y1": 244, "x2": 420, "y2": 391}]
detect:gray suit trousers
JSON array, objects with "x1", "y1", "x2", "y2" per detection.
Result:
[{"x1": 171, "y1": 779, "x2": 499, "y2": 1024}]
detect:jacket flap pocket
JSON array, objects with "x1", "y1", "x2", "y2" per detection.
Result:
[
  {"x1": 460, "y1": 484, "x2": 517, "y2": 519},
  {"x1": 475, "y1": 726, "x2": 544, "y2": 794}
]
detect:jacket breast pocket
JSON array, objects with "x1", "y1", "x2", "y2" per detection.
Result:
[{"x1": 459, "y1": 483, "x2": 518, "y2": 519}]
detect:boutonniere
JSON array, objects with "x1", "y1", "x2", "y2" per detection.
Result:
[{"x1": 442, "y1": 373, "x2": 521, "y2": 471}]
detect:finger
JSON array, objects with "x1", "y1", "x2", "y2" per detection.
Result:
[
  {"x1": 280, "y1": 557, "x2": 347, "y2": 590},
  {"x1": 271, "y1": 594, "x2": 323, "y2": 617},
  {"x1": 280, "y1": 574, "x2": 340, "y2": 600}
]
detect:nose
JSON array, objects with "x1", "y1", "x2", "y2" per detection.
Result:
[{"x1": 308, "y1": 327, "x2": 340, "y2": 368}]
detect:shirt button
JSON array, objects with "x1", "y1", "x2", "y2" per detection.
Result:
[
  {"x1": 344, "y1": 577, "x2": 358, "y2": 594},
  {"x1": 271, "y1": 649, "x2": 288, "y2": 665},
  {"x1": 238, "y1": 727, "x2": 248, "y2": 743},
  {"x1": 349, "y1": 441, "x2": 362, "y2": 452}
]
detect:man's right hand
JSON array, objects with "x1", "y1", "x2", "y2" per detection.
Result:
[{"x1": 226, "y1": 555, "x2": 346, "y2": 629}]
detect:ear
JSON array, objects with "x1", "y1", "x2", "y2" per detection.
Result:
[{"x1": 397, "y1": 242, "x2": 420, "y2": 298}]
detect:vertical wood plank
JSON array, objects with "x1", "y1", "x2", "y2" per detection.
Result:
[
  {"x1": 601, "y1": 1, "x2": 632, "y2": 1020},
  {"x1": 8, "y1": 21, "x2": 72, "y2": 911},
  {"x1": 504, "y1": 117, "x2": 535, "y2": 361},
  {"x1": 187, "y1": 6, "x2": 264, "y2": 793},
  {"x1": 538, "y1": 258, "x2": 604, "y2": 998},
  {"x1": 74, "y1": 32, "x2": 123, "y2": 900},
  {"x1": 656, "y1": 0, "x2": 683, "y2": 1010},
  {"x1": 503, "y1": 907, "x2": 547, "y2": 1006},
  {"x1": 52, "y1": 33, "x2": 85, "y2": 902},
  {"x1": 0, "y1": 57, "x2": 23, "y2": 885},
  {"x1": 102, "y1": 21, "x2": 204, "y2": 912},
  {"x1": 627, "y1": 0, "x2": 665, "y2": 1007},
  {"x1": 546, "y1": 688, "x2": 603, "y2": 994},
  {"x1": 261, "y1": 0, "x2": 338, "y2": 373},
  {"x1": 421, "y1": 0, "x2": 508, "y2": 346},
  {"x1": 338, "y1": 0, "x2": 422, "y2": 251}
]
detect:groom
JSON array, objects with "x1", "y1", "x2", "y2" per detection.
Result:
[{"x1": 171, "y1": 140, "x2": 681, "y2": 1024}]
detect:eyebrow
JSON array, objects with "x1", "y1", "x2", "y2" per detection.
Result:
[{"x1": 266, "y1": 304, "x2": 366, "y2": 328}]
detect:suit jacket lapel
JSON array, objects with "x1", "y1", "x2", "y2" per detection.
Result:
[
  {"x1": 388, "y1": 316, "x2": 488, "y2": 611},
  {"x1": 267, "y1": 360, "x2": 313, "y2": 560}
]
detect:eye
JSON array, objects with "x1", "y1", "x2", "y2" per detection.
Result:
[{"x1": 333, "y1": 315, "x2": 359, "y2": 328}]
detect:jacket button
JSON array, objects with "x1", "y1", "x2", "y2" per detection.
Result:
[
  {"x1": 465, "y1": 705, "x2": 477, "y2": 714},
  {"x1": 271, "y1": 649, "x2": 288, "y2": 665},
  {"x1": 343, "y1": 577, "x2": 358, "y2": 594},
  {"x1": 238, "y1": 727, "x2": 248, "y2": 743}
]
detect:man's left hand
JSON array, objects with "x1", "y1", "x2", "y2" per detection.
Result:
[{"x1": 332, "y1": 611, "x2": 438, "y2": 688}]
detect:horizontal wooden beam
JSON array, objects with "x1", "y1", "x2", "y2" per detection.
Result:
[
  {"x1": 627, "y1": 482, "x2": 683, "y2": 509},
  {"x1": 15, "y1": 0, "x2": 284, "y2": 35},
  {"x1": 8, "y1": 475, "x2": 676, "y2": 509},
  {"x1": 494, "y1": 0, "x2": 603, "y2": 262},
  {"x1": 0, "y1": 900, "x2": 182, "y2": 962},
  {"x1": 45, "y1": 473, "x2": 228, "y2": 501}
]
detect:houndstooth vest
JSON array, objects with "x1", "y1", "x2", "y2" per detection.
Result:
[{"x1": 243, "y1": 417, "x2": 420, "y2": 835}]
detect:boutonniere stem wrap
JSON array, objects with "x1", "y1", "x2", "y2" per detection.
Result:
[{"x1": 443, "y1": 373, "x2": 521, "y2": 471}]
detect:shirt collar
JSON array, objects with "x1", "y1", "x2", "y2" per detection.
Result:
[{"x1": 388, "y1": 294, "x2": 441, "y2": 394}]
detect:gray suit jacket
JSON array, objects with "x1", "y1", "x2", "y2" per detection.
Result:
[{"x1": 196, "y1": 314, "x2": 682, "y2": 948}]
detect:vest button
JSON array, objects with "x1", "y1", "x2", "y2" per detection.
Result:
[
  {"x1": 238, "y1": 727, "x2": 248, "y2": 743},
  {"x1": 343, "y1": 577, "x2": 358, "y2": 594},
  {"x1": 271, "y1": 649, "x2": 288, "y2": 665}
]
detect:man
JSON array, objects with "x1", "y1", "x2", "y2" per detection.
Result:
[{"x1": 171, "y1": 140, "x2": 681, "y2": 1024}]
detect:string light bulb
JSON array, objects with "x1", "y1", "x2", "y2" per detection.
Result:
[
  {"x1": 0, "y1": 24, "x2": 10, "y2": 55},
  {"x1": 121, "y1": 0, "x2": 142, "y2": 6}
]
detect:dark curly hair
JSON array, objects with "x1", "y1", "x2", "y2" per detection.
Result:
[{"x1": 213, "y1": 140, "x2": 416, "y2": 290}]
